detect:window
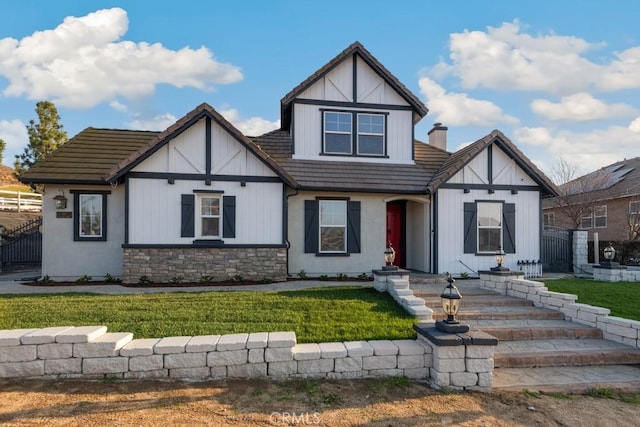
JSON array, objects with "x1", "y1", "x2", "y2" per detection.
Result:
[
  {"x1": 630, "y1": 201, "x2": 640, "y2": 216},
  {"x1": 580, "y1": 205, "x2": 607, "y2": 229},
  {"x1": 464, "y1": 202, "x2": 515, "y2": 254},
  {"x1": 594, "y1": 205, "x2": 607, "y2": 228},
  {"x1": 357, "y1": 113, "x2": 384, "y2": 155},
  {"x1": 304, "y1": 199, "x2": 361, "y2": 255},
  {"x1": 324, "y1": 112, "x2": 352, "y2": 154},
  {"x1": 319, "y1": 200, "x2": 347, "y2": 253},
  {"x1": 73, "y1": 192, "x2": 108, "y2": 241},
  {"x1": 580, "y1": 208, "x2": 593, "y2": 229},
  {"x1": 543, "y1": 212, "x2": 555, "y2": 230},
  {"x1": 199, "y1": 195, "x2": 221, "y2": 238},
  {"x1": 322, "y1": 111, "x2": 386, "y2": 157},
  {"x1": 477, "y1": 202, "x2": 502, "y2": 252}
]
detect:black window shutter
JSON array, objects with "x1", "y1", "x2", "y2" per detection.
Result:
[
  {"x1": 463, "y1": 202, "x2": 477, "y2": 253},
  {"x1": 181, "y1": 194, "x2": 195, "y2": 238},
  {"x1": 347, "y1": 201, "x2": 361, "y2": 254},
  {"x1": 222, "y1": 196, "x2": 236, "y2": 238},
  {"x1": 304, "y1": 200, "x2": 319, "y2": 253},
  {"x1": 503, "y1": 203, "x2": 516, "y2": 253}
]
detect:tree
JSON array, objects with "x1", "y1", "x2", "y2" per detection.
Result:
[
  {"x1": 14, "y1": 101, "x2": 67, "y2": 176},
  {"x1": 546, "y1": 157, "x2": 614, "y2": 229},
  {"x1": 0, "y1": 138, "x2": 5, "y2": 165}
]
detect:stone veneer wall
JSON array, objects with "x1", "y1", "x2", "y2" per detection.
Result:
[
  {"x1": 0, "y1": 327, "x2": 432, "y2": 381},
  {"x1": 480, "y1": 272, "x2": 640, "y2": 349},
  {"x1": 122, "y1": 247, "x2": 287, "y2": 284},
  {"x1": 593, "y1": 266, "x2": 640, "y2": 282}
]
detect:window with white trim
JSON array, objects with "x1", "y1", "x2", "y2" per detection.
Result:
[
  {"x1": 630, "y1": 201, "x2": 640, "y2": 216},
  {"x1": 198, "y1": 195, "x2": 221, "y2": 238},
  {"x1": 543, "y1": 212, "x2": 555, "y2": 230},
  {"x1": 477, "y1": 202, "x2": 502, "y2": 252},
  {"x1": 580, "y1": 208, "x2": 593, "y2": 229},
  {"x1": 319, "y1": 200, "x2": 346, "y2": 253},
  {"x1": 357, "y1": 113, "x2": 384, "y2": 155},
  {"x1": 323, "y1": 112, "x2": 352, "y2": 154},
  {"x1": 594, "y1": 205, "x2": 607, "y2": 228}
]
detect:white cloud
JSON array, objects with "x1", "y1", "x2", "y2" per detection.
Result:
[
  {"x1": 109, "y1": 100, "x2": 128, "y2": 112},
  {"x1": 531, "y1": 93, "x2": 637, "y2": 122},
  {"x1": 0, "y1": 119, "x2": 27, "y2": 150},
  {"x1": 129, "y1": 113, "x2": 177, "y2": 131},
  {"x1": 432, "y1": 21, "x2": 604, "y2": 94},
  {"x1": 418, "y1": 76, "x2": 518, "y2": 127},
  {"x1": 601, "y1": 47, "x2": 640, "y2": 91},
  {"x1": 515, "y1": 125, "x2": 640, "y2": 173},
  {"x1": 0, "y1": 8, "x2": 243, "y2": 108},
  {"x1": 629, "y1": 117, "x2": 640, "y2": 133},
  {"x1": 219, "y1": 108, "x2": 280, "y2": 136}
]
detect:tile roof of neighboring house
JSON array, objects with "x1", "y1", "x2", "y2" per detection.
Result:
[
  {"x1": 280, "y1": 41, "x2": 429, "y2": 129},
  {"x1": 19, "y1": 128, "x2": 159, "y2": 184},
  {"x1": 251, "y1": 129, "x2": 450, "y2": 194},
  {"x1": 543, "y1": 156, "x2": 640, "y2": 208},
  {"x1": 426, "y1": 129, "x2": 559, "y2": 197}
]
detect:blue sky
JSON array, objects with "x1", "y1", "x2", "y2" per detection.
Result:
[{"x1": 1, "y1": 1, "x2": 640, "y2": 177}]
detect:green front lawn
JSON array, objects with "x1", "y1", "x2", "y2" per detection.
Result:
[
  {"x1": 544, "y1": 279, "x2": 640, "y2": 321},
  {"x1": 0, "y1": 287, "x2": 416, "y2": 343}
]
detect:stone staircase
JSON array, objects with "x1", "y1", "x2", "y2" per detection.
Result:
[{"x1": 411, "y1": 280, "x2": 640, "y2": 393}]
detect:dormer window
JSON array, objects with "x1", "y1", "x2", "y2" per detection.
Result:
[{"x1": 322, "y1": 110, "x2": 387, "y2": 157}]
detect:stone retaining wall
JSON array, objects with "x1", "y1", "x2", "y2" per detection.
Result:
[
  {"x1": 122, "y1": 247, "x2": 287, "y2": 284},
  {"x1": 593, "y1": 267, "x2": 640, "y2": 282},
  {"x1": 0, "y1": 326, "x2": 433, "y2": 381},
  {"x1": 480, "y1": 272, "x2": 640, "y2": 349}
]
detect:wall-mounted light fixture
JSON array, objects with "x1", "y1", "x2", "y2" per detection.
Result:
[{"x1": 53, "y1": 190, "x2": 67, "y2": 210}]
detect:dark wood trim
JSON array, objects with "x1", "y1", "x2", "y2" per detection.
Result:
[
  {"x1": 488, "y1": 144, "x2": 493, "y2": 185},
  {"x1": 127, "y1": 172, "x2": 282, "y2": 183},
  {"x1": 122, "y1": 243, "x2": 287, "y2": 249},
  {"x1": 124, "y1": 176, "x2": 129, "y2": 245},
  {"x1": 69, "y1": 190, "x2": 112, "y2": 195},
  {"x1": 73, "y1": 191, "x2": 108, "y2": 242},
  {"x1": 296, "y1": 98, "x2": 413, "y2": 111},
  {"x1": 205, "y1": 116, "x2": 212, "y2": 180},
  {"x1": 193, "y1": 189, "x2": 224, "y2": 194},
  {"x1": 439, "y1": 183, "x2": 540, "y2": 192},
  {"x1": 433, "y1": 192, "x2": 438, "y2": 274},
  {"x1": 352, "y1": 52, "x2": 358, "y2": 103}
]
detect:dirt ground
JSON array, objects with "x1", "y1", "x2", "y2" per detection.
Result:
[{"x1": 0, "y1": 378, "x2": 638, "y2": 426}]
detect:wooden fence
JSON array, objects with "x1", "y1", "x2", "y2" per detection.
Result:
[{"x1": 0, "y1": 190, "x2": 42, "y2": 212}]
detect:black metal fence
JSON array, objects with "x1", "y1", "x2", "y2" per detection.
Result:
[
  {"x1": 1, "y1": 217, "x2": 42, "y2": 271},
  {"x1": 542, "y1": 227, "x2": 573, "y2": 273}
]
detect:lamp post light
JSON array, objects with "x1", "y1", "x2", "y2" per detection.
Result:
[
  {"x1": 383, "y1": 242, "x2": 398, "y2": 271},
  {"x1": 490, "y1": 246, "x2": 508, "y2": 272},
  {"x1": 435, "y1": 274, "x2": 469, "y2": 333},
  {"x1": 600, "y1": 242, "x2": 619, "y2": 269}
]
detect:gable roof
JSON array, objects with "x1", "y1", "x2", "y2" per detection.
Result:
[
  {"x1": 20, "y1": 128, "x2": 159, "y2": 185},
  {"x1": 280, "y1": 41, "x2": 429, "y2": 129},
  {"x1": 102, "y1": 103, "x2": 296, "y2": 186},
  {"x1": 426, "y1": 130, "x2": 558, "y2": 197},
  {"x1": 251, "y1": 130, "x2": 450, "y2": 194}
]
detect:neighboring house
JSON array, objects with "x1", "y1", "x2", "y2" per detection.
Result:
[
  {"x1": 543, "y1": 157, "x2": 640, "y2": 242},
  {"x1": 21, "y1": 42, "x2": 557, "y2": 282}
]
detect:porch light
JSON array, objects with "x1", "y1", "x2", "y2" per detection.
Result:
[
  {"x1": 491, "y1": 246, "x2": 508, "y2": 272},
  {"x1": 53, "y1": 192, "x2": 67, "y2": 210},
  {"x1": 603, "y1": 243, "x2": 616, "y2": 261},
  {"x1": 384, "y1": 242, "x2": 396, "y2": 266},
  {"x1": 436, "y1": 273, "x2": 469, "y2": 333}
]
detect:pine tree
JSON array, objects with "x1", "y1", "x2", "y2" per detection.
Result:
[
  {"x1": 14, "y1": 101, "x2": 68, "y2": 176},
  {"x1": 0, "y1": 138, "x2": 5, "y2": 165}
]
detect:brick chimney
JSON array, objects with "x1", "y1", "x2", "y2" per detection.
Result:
[{"x1": 428, "y1": 122, "x2": 447, "y2": 151}]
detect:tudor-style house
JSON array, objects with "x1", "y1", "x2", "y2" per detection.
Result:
[{"x1": 21, "y1": 42, "x2": 558, "y2": 282}]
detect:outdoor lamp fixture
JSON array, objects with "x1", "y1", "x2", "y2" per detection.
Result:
[
  {"x1": 383, "y1": 242, "x2": 398, "y2": 271},
  {"x1": 53, "y1": 191, "x2": 67, "y2": 210},
  {"x1": 601, "y1": 242, "x2": 618, "y2": 269},
  {"x1": 490, "y1": 246, "x2": 508, "y2": 272},
  {"x1": 603, "y1": 243, "x2": 616, "y2": 261},
  {"x1": 436, "y1": 273, "x2": 469, "y2": 333}
]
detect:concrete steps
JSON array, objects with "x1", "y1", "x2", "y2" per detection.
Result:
[{"x1": 409, "y1": 277, "x2": 640, "y2": 392}]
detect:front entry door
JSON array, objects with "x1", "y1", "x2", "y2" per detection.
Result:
[{"x1": 386, "y1": 201, "x2": 405, "y2": 268}]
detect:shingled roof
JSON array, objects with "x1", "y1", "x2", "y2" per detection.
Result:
[
  {"x1": 20, "y1": 128, "x2": 159, "y2": 185},
  {"x1": 251, "y1": 130, "x2": 450, "y2": 194},
  {"x1": 280, "y1": 41, "x2": 429, "y2": 129},
  {"x1": 426, "y1": 130, "x2": 558, "y2": 197}
]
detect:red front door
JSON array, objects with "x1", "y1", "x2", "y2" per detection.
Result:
[{"x1": 386, "y1": 201, "x2": 405, "y2": 268}]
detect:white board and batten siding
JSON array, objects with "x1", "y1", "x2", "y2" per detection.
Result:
[
  {"x1": 437, "y1": 188, "x2": 541, "y2": 276},
  {"x1": 128, "y1": 179, "x2": 283, "y2": 245},
  {"x1": 447, "y1": 147, "x2": 537, "y2": 186},
  {"x1": 132, "y1": 118, "x2": 277, "y2": 178},
  {"x1": 293, "y1": 54, "x2": 414, "y2": 163},
  {"x1": 128, "y1": 116, "x2": 283, "y2": 245}
]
